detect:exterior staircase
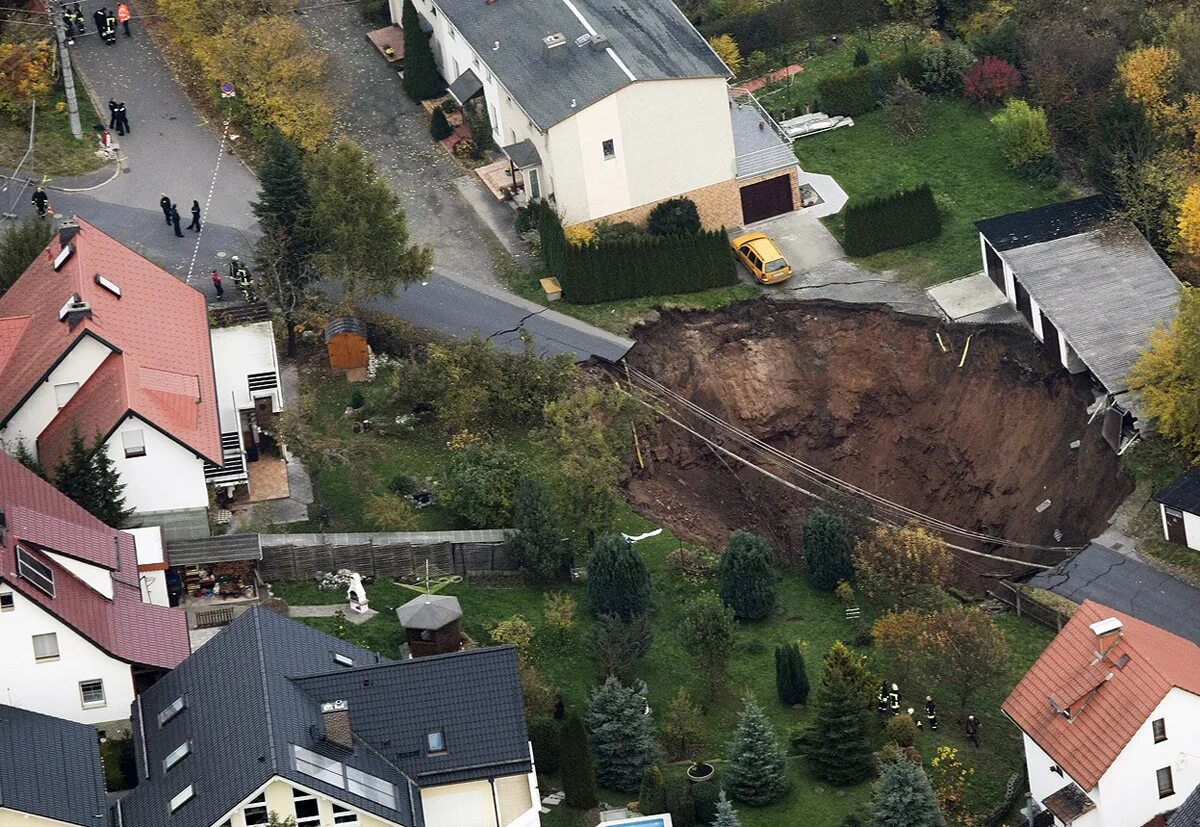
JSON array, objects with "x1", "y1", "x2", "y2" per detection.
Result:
[{"x1": 203, "y1": 431, "x2": 247, "y2": 486}]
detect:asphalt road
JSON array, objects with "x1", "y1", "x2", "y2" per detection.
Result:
[
  {"x1": 373, "y1": 268, "x2": 633, "y2": 363},
  {"x1": 1028, "y1": 542, "x2": 1200, "y2": 645}
]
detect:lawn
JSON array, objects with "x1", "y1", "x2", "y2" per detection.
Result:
[
  {"x1": 270, "y1": 336, "x2": 1054, "y2": 825},
  {"x1": 272, "y1": 502, "x2": 1052, "y2": 825},
  {"x1": 793, "y1": 99, "x2": 1077, "y2": 286},
  {"x1": 0, "y1": 93, "x2": 105, "y2": 179}
]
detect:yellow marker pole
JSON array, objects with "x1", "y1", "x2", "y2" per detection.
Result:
[
  {"x1": 958, "y1": 334, "x2": 973, "y2": 368},
  {"x1": 632, "y1": 422, "x2": 644, "y2": 469},
  {"x1": 935, "y1": 332, "x2": 948, "y2": 353}
]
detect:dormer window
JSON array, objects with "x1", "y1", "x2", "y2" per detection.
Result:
[{"x1": 426, "y1": 730, "x2": 446, "y2": 754}]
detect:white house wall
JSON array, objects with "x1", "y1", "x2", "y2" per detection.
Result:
[
  {"x1": 210, "y1": 322, "x2": 282, "y2": 432},
  {"x1": 127, "y1": 526, "x2": 170, "y2": 606},
  {"x1": 1095, "y1": 688, "x2": 1200, "y2": 826},
  {"x1": 1021, "y1": 732, "x2": 1099, "y2": 827},
  {"x1": 421, "y1": 772, "x2": 539, "y2": 827},
  {"x1": 1161, "y1": 506, "x2": 1200, "y2": 552},
  {"x1": 0, "y1": 335, "x2": 111, "y2": 461},
  {"x1": 103, "y1": 415, "x2": 208, "y2": 515},
  {"x1": 43, "y1": 551, "x2": 113, "y2": 599},
  {"x1": 0, "y1": 585, "x2": 133, "y2": 727}
]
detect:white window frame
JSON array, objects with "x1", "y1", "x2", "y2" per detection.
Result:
[
  {"x1": 79, "y1": 679, "x2": 106, "y2": 708},
  {"x1": 158, "y1": 696, "x2": 186, "y2": 727},
  {"x1": 0, "y1": 591, "x2": 13, "y2": 611},
  {"x1": 333, "y1": 652, "x2": 354, "y2": 667},
  {"x1": 244, "y1": 793, "x2": 268, "y2": 826},
  {"x1": 292, "y1": 789, "x2": 322, "y2": 827},
  {"x1": 332, "y1": 803, "x2": 359, "y2": 825},
  {"x1": 32, "y1": 632, "x2": 59, "y2": 662},
  {"x1": 54, "y1": 382, "x2": 80, "y2": 408},
  {"x1": 163, "y1": 740, "x2": 191, "y2": 772},
  {"x1": 169, "y1": 785, "x2": 194, "y2": 812},
  {"x1": 122, "y1": 428, "x2": 146, "y2": 458}
]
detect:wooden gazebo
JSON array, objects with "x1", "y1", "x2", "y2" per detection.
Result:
[{"x1": 396, "y1": 594, "x2": 464, "y2": 658}]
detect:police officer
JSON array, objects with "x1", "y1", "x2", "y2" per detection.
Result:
[
  {"x1": 965, "y1": 714, "x2": 981, "y2": 748},
  {"x1": 114, "y1": 102, "x2": 130, "y2": 136},
  {"x1": 170, "y1": 202, "x2": 183, "y2": 237},
  {"x1": 93, "y1": 7, "x2": 107, "y2": 37},
  {"x1": 160, "y1": 193, "x2": 172, "y2": 225},
  {"x1": 888, "y1": 683, "x2": 901, "y2": 716},
  {"x1": 108, "y1": 99, "x2": 119, "y2": 130},
  {"x1": 31, "y1": 186, "x2": 49, "y2": 218},
  {"x1": 925, "y1": 696, "x2": 938, "y2": 731},
  {"x1": 877, "y1": 682, "x2": 889, "y2": 715}
]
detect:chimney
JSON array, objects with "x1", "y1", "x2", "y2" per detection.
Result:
[
  {"x1": 588, "y1": 34, "x2": 609, "y2": 52},
  {"x1": 1090, "y1": 617, "x2": 1123, "y2": 659},
  {"x1": 322, "y1": 700, "x2": 353, "y2": 750},
  {"x1": 58, "y1": 221, "x2": 80, "y2": 245},
  {"x1": 58, "y1": 293, "x2": 92, "y2": 330},
  {"x1": 543, "y1": 33, "x2": 566, "y2": 61}
]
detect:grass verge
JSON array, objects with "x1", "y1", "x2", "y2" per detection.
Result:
[{"x1": 0, "y1": 93, "x2": 104, "y2": 179}]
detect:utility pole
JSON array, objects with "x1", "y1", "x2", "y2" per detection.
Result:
[{"x1": 48, "y1": 0, "x2": 83, "y2": 139}]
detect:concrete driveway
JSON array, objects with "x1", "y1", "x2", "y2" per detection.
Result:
[{"x1": 733, "y1": 208, "x2": 938, "y2": 316}]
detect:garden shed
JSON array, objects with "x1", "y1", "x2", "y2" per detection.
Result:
[
  {"x1": 1154, "y1": 470, "x2": 1200, "y2": 552},
  {"x1": 324, "y1": 317, "x2": 370, "y2": 375},
  {"x1": 396, "y1": 593, "x2": 464, "y2": 657}
]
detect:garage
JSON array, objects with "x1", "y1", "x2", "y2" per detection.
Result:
[{"x1": 740, "y1": 174, "x2": 795, "y2": 224}]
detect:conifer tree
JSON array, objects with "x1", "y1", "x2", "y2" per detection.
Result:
[
  {"x1": 12, "y1": 440, "x2": 43, "y2": 478},
  {"x1": 253, "y1": 128, "x2": 311, "y2": 356},
  {"x1": 252, "y1": 128, "x2": 309, "y2": 234},
  {"x1": 775, "y1": 642, "x2": 810, "y2": 706},
  {"x1": 430, "y1": 107, "x2": 453, "y2": 140},
  {"x1": 585, "y1": 677, "x2": 661, "y2": 793},
  {"x1": 806, "y1": 641, "x2": 876, "y2": 786},
  {"x1": 587, "y1": 534, "x2": 651, "y2": 619},
  {"x1": 510, "y1": 478, "x2": 568, "y2": 582},
  {"x1": 639, "y1": 766, "x2": 667, "y2": 815},
  {"x1": 869, "y1": 761, "x2": 946, "y2": 827},
  {"x1": 400, "y1": 0, "x2": 442, "y2": 100},
  {"x1": 53, "y1": 428, "x2": 131, "y2": 527},
  {"x1": 560, "y1": 713, "x2": 598, "y2": 809},
  {"x1": 718, "y1": 531, "x2": 777, "y2": 620},
  {"x1": 714, "y1": 791, "x2": 743, "y2": 827},
  {"x1": 725, "y1": 695, "x2": 790, "y2": 806},
  {"x1": 804, "y1": 509, "x2": 854, "y2": 591}
]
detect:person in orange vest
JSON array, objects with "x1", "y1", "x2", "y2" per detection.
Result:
[{"x1": 117, "y1": 3, "x2": 132, "y2": 37}]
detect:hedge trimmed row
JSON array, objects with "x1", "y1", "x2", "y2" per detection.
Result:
[
  {"x1": 539, "y1": 207, "x2": 736, "y2": 305},
  {"x1": 817, "y1": 49, "x2": 923, "y2": 116},
  {"x1": 698, "y1": 0, "x2": 886, "y2": 55},
  {"x1": 843, "y1": 184, "x2": 941, "y2": 256}
]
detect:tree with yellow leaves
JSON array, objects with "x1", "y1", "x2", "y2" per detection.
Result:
[
  {"x1": 708, "y1": 35, "x2": 743, "y2": 75},
  {"x1": 0, "y1": 41, "x2": 54, "y2": 119},
  {"x1": 1120, "y1": 46, "x2": 1184, "y2": 134},
  {"x1": 852, "y1": 523, "x2": 953, "y2": 609},
  {"x1": 1179, "y1": 184, "x2": 1200, "y2": 256},
  {"x1": 1128, "y1": 285, "x2": 1200, "y2": 453}
]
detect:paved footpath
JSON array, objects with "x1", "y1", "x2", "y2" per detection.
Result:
[{"x1": 36, "y1": 24, "x2": 259, "y2": 284}]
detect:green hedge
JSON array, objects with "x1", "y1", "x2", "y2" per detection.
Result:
[
  {"x1": 843, "y1": 184, "x2": 941, "y2": 256},
  {"x1": 817, "y1": 49, "x2": 924, "y2": 116},
  {"x1": 698, "y1": 0, "x2": 886, "y2": 55},
  {"x1": 539, "y1": 206, "x2": 737, "y2": 305}
]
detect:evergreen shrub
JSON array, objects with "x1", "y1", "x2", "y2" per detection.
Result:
[
  {"x1": 817, "y1": 49, "x2": 924, "y2": 116},
  {"x1": 842, "y1": 184, "x2": 941, "y2": 256}
]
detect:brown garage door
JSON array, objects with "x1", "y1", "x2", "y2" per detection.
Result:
[{"x1": 740, "y1": 175, "x2": 795, "y2": 224}]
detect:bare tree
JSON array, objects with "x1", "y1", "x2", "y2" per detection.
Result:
[{"x1": 254, "y1": 224, "x2": 311, "y2": 358}]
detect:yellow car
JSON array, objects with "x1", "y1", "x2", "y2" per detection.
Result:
[{"x1": 732, "y1": 232, "x2": 792, "y2": 284}]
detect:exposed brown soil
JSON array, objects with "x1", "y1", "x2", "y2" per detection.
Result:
[{"x1": 626, "y1": 301, "x2": 1133, "y2": 578}]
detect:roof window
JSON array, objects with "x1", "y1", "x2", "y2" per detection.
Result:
[
  {"x1": 426, "y1": 730, "x2": 446, "y2": 754},
  {"x1": 333, "y1": 652, "x2": 355, "y2": 667},
  {"x1": 17, "y1": 545, "x2": 55, "y2": 597},
  {"x1": 169, "y1": 785, "x2": 194, "y2": 812},
  {"x1": 163, "y1": 740, "x2": 191, "y2": 772},
  {"x1": 94, "y1": 273, "x2": 121, "y2": 296},
  {"x1": 158, "y1": 696, "x2": 186, "y2": 727},
  {"x1": 52, "y1": 243, "x2": 74, "y2": 271}
]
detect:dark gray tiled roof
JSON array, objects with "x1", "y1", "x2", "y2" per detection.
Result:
[
  {"x1": 119, "y1": 607, "x2": 397, "y2": 827},
  {"x1": 501, "y1": 140, "x2": 542, "y2": 170},
  {"x1": 293, "y1": 646, "x2": 531, "y2": 787},
  {"x1": 1170, "y1": 783, "x2": 1200, "y2": 826},
  {"x1": 164, "y1": 533, "x2": 262, "y2": 566},
  {"x1": 119, "y1": 607, "x2": 531, "y2": 827},
  {"x1": 976, "y1": 196, "x2": 1112, "y2": 252},
  {"x1": 993, "y1": 220, "x2": 1179, "y2": 393},
  {"x1": 433, "y1": 0, "x2": 730, "y2": 130},
  {"x1": 397, "y1": 594, "x2": 463, "y2": 630},
  {"x1": 1155, "y1": 469, "x2": 1200, "y2": 513},
  {"x1": 0, "y1": 703, "x2": 109, "y2": 826},
  {"x1": 448, "y1": 68, "x2": 484, "y2": 105}
]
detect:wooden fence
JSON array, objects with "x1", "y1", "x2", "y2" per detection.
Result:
[
  {"x1": 257, "y1": 532, "x2": 516, "y2": 582},
  {"x1": 988, "y1": 581, "x2": 1072, "y2": 631}
]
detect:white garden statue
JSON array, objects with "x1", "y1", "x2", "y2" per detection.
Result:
[{"x1": 347, "y1": 572, "x2": 369, "y2": 614}]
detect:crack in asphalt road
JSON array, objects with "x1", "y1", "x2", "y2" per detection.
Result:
[
  {"x1": 487, "y1": 306, "x2": 548, "y2": 342},
  {"x1": 788, "y1": 279, "x2": 896, "y2": 290}
]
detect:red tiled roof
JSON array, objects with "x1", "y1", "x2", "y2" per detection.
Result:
[
  {"x1": 1002, "y1": 600, "x2": 1200, "y2": 790},
  {"x1": 0, "y1": 219, "x2": 219, "y2": 467},
  {"x1": 0, "y1": 451, "x2": 189, "y2": 669}
]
